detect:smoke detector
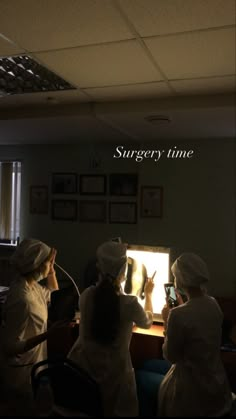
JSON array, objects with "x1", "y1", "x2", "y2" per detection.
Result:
[{"x1": 145, "y1": 115, "x2": 171, "y2": 124}]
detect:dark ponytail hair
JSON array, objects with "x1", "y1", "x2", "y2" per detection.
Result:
[{"x1": 91, "y1": 275, "x2": 120, "y2": 345}]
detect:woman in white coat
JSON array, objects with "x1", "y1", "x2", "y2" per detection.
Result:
[
  {"x1": 0, "y1": 238, "x2": 60, "y2": 414},
  {"x1": 159, "y1": 252, "x2": 233, "y2": 417},
  {"x1": 68, "y1": 240, "x2": 154, "y2": 417}
]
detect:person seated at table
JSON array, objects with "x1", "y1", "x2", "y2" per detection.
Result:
[
  {"x1": 136, "y1": 252, "x2": 233, "y2": 417},
  {"x1": 68, "y1": 240, "x2": 155, "y2": 417}
]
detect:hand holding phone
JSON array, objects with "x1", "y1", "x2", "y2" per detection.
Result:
[
  {"x1": 164, "y1": 283, "x2": 178, "y2": 308},
  {"x1": 175, "y1": 289, "x2": 184, "y2": 306}
]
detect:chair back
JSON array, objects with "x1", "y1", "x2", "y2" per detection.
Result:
[{"x1": 31, "y1": 358, "x2": 103, "y2": 416}]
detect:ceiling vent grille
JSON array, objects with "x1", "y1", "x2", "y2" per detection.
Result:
[{"x1": 0, "y1": 55, "x2": 75, "y2": 95}]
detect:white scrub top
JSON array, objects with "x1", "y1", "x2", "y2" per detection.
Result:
[
  {"x1": 68, "y1": 285, "x2": 153, "y2": 417},
  {"x1": 159, "y1": 295, "x2": 232, "y2": 417},
  {"x1": 0, "y1": 277, "x2": 51, "y2": 397}
]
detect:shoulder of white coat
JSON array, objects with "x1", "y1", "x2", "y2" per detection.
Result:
[
  {"x1": 80, "y1": 285, "x2": 96, "y2": 300},
  {"x1": 168, "y1": 302, "x2": 189, "y2": 322},
  {"x1": 207, "y1": 295, "x2": 224, "y2": 316},
  {"x1": 4, "y1": 286, "x2": 29, "y2": 312},
  {"x1": 7, "y1": 278, "x2": 29, "y2": 300}
]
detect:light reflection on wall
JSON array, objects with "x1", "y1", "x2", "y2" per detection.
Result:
[{"x1": 123, "y1": 247, "x2": 170, "y2": 320}]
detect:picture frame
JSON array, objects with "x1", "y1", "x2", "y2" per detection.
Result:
[
  {"x1": 51, "y1": 199, "x2": 77, "y2": 221},
  {"x1": 30, "y1": 185, "x2": 48, "y2": 214},
  {"x1": 109, "y1": 174, "x2": 138, "y2": 196},
  {"x1": 79, "y1": 174, "x2": 106, "y2": 195},
  {"x1": 52, "y1": 173, "x2": 77, "y2": 194},
  {"x1": 79, "y1": 200, "x2": 106, "y2": 223},
  {"x1": 109, "y1": 202, "x2": 137, "y2": 224},
  {"x1": 140, "y1": 186, "x2": 163, "y2": 218}
]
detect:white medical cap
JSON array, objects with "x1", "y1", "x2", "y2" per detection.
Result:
[
  {"x1": 171, "y1": 253, "x2": 209, "y2": 289},
  {"x1": 11, "y1": 238, "x2": 51, "y2": 274},
  {"x1": 96, "y1": 241, "x2": 127, "y2": 279}
]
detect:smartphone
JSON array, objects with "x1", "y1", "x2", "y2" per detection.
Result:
[{"x1": 164, "y1": 283, "x2": 178, "y2": 308}]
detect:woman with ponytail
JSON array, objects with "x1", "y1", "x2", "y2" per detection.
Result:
[{"x1": 68, "y1": 240, "x2": 154, "y2": 417}]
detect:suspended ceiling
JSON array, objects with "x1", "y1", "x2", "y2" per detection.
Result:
[{"x1": 0, "y1": 0, "x2": 235, "y2": 144}]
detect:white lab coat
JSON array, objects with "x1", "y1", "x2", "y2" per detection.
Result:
[
  {"x1": 159, "y1": 295, "x2": 232, "y2": 417},
  {"x1": 68, "y1": 285, "x2": 153, "y2": 417},
  {"x1": 0, "y1": 277, "x2": 51, "y2": 400}
]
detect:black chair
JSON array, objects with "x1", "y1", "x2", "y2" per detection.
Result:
[
  {"x1": 48, "y1": 285, "x2": 79, "y2": 322},
  {"x1": 31, "y1": 358, "x2": 103, "y2": 417}
]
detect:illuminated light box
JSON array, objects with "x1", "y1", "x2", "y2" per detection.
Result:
[{"x1": 123, "y1": 245, "x2": 170, "y2": 322}]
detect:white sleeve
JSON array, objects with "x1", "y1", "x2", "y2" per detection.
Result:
[
  {"x1": 3, "y1": 299, "x2": 29, "y2": 356},
  {"x1": 162, "y1": 309, "x2": 184, "y2": 363},
  {"x1": 131, "y1": 297, "x2": 153, "y2": 329}
]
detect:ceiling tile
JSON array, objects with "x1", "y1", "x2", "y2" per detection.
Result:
[
  {"x1": 85, "y1": 81, "x2": 171, "y2": 101},
  {"x1": 119, "y1": 0, "x2": 236, "y2": 37},
  {"x1": 0, "y1": 0, "x2": 134, "y2": 52},
  {"x1": 171, "y1": 76, "x2": 236, "y2": 94},
  {"x1": 0, "y1": 35, "x2": 23, "y2": 57},
  {"x1": 145, "y1": 28, "x2": 236, "y2": 79},
  {"x1": 35, "y1": 40, "x2": 163, "y2": 88}
]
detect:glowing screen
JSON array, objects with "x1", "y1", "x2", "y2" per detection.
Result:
[{"x1": 123, "y1": 245, "x2": 170, "y2": 321}]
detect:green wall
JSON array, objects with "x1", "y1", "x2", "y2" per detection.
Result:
[{"x1": 0, "y1": 138, "x2": 235, "y2": 297}]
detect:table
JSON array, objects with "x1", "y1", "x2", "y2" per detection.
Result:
[
  {"x1": 47, "y1": 322, "x2": 164, "y2": 366},
  {"x1": 130, "y1": 324, "x2": 164, "y2": 367},
  {"x1": 47, "y1": 322, "x2": 236, "y2": 392}
]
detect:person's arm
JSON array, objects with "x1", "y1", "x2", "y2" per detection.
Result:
[
  {"x1": 161, "y1": 304, "x2": 170, "y2": 336},
  {"x1": 22, "y1": 320, "x2": 67, "y2": 353},
  {"x1": 131, "y1": 297, "x2": 153, "y2": 329},
  {"x1": 144, "y1": 293, "x2": 153, "y2": 314},
  {"x1": 40, "y1": 269, "x2": 58, "y2": 305},
  {"x1": 46, "y1": 269, "x2": 59, "y2": 291},
  {"x1": 3, "y1": 299, "x2": 48, "y2": 356},
  {"x1": 3, "y1": 295, "x2": 66, "y2": 357},
  {"x1": 21, "y1": 331, "x2": 48, "y2": 353},
  {"x1": 3, "y1": 299, "x2": 29, "y2": 356},
  {"x1": 46, "y1": 248, "x2": 59, "y2": 291},
  {"x1": 162, "y1": 309, "x2": 184, "y2": 363},
  {"x1": 161, "y1": 290, "x2": 184, "y2": 335},
  {"x1": 131, "y1": 278, "x2": 154, "y2": 329},
  {"x1": 144, "y1": 277, "x2": 154, "y2": 313}
]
